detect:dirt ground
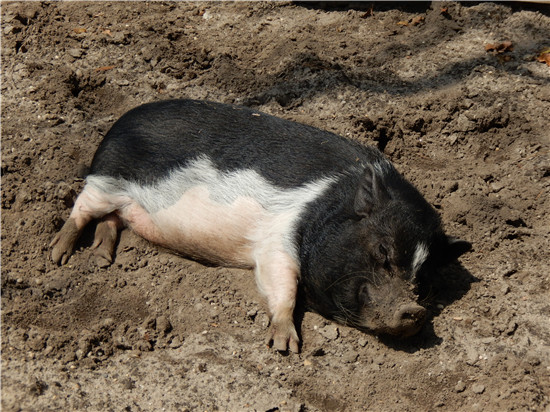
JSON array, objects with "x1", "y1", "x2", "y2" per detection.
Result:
[{"x1": 1, "y1": 1, "x2": 549, "y2": 411}]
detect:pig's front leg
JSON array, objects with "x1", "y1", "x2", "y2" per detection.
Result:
[{"x1": 255, "y1": 250, "x2": 300, "y2": 353}]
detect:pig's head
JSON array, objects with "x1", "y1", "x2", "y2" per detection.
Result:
[{"x1": 302, "y1": 163, "x2": 471, "y2": 338}]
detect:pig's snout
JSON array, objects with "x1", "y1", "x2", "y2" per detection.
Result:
[{"x1": 392, "y1": 303, "x2": 427, "y2": 337}]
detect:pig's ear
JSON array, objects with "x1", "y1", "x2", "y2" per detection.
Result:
[
  {"x1": 441, "y1": 237, "x2": 472, "y2": 263},
  {"x1": 354, "y1": 165, "x2": 391, "y2": 217}
]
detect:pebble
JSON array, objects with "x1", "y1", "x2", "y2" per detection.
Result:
[
  {"x1": 471, "y1": 383, "x2": 485, "y2": 394},
  {"x1": 455, "y1": 380, "x2": 466, "y2": 393},
  {"x1": 156, "y1": 316, "x2": 172, "y2": 335},
  {"x1": 169, "y1": 336, "x2": 183, "y2": 349},
  {"x1": 342, "y1": 351, "x2": 358, "y2": 363},
  {"x1": 255, "y1": 313, "x2": 270, "y2": 328},
  {"x1": 67, "y1": 48, "x2": 83, "y2": 58},
  {"x1": 246, "y1": 309, "x2": 258, "y2": 320},
  {"x1": 75, "y1": 349, "x2": 86, "y2": 360},
  {"x1": 318, "y1": 325, "x2": 339, "y2": 341},
  {"x1": 101, "y1": 318, "x2": 115, "y2": 328}
]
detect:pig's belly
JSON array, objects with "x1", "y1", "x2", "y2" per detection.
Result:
[{"x1": 119, "y1": 186, "x2": 263, "y2": 268}]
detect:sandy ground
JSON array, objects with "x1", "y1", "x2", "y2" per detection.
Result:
[{"x1": 2, "y1": 2, "x2": 550, "y2": 411}]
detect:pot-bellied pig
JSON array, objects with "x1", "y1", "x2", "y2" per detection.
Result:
[{"x1": 51, "y1": 99, "x2": 471, "y2": 353}]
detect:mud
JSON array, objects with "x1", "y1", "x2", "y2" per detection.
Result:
[{"x1": 2, "y1": 2, "x2": 550, "y2": 411}]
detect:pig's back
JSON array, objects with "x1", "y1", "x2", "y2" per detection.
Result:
[{"x1": 90, "y1": 99, "x2": 379, "y2": 186}]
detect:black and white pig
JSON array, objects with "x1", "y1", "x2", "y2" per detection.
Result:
[{"x1": 51, "y1": 99, "x2": 471, "y2": 353}]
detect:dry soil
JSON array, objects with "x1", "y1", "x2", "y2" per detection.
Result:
[{"x1": 2, "y1": 2, "x2": 550, "y2": 411}]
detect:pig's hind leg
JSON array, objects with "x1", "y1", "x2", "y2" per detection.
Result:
[{"x1": 50, "y1": 184, "x2": 126, "y2": 265}]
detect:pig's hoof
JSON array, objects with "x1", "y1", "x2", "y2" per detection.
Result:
[
  {"x1": 91, "y1": 236, "x2": 115, "y2": 267},
  {"x1": 93, "y1": 249, "x2": 113, "y2": 268},
  {"x1": 50, "y1": 219, "x2": 79, "y2": 265},
  {"x1": 90, "y1": 216, "x2": 119, "y2": 267},
  {"x1": 266, "y1": 320, "x2": 300, "y2": 353}
]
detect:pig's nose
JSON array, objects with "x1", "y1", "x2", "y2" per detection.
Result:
[{"x1": 394, "y1": 303, "x2": 426, "y2": 336}]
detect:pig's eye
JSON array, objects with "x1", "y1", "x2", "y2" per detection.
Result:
[
  {"x1": 359, "y1": 283, "x2": 370, "y2": 301},
  {"x1": 379, "y1": 244, "x2": 391, "y2": 269}
]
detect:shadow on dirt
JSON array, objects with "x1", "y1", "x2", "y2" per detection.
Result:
[
  {"x1": 241, "y1": 46, "x2": 549, "y2": 109},
  {"x1": 381, "y1": 261, "x2": 478, "y2": 352},
  {"x1": 216, "y1": 3, "x2": 550, "y2": 107}
]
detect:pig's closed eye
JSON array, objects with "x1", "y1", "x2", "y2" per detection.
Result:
[
  {"x1": 359, "y1": 283, "x2": 369, "y2": 300},
  {"x1": 379, "y1": 244, "x2": 391, "y2": 269}
]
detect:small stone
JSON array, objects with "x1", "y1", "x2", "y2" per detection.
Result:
[
  {"x1": 156, "y1": 316, "x2": 172, "y2": 335},
  {"x1": 256, "y1": 313, "x2": 270, "y2": 328},
  {"x1": 67, "y1": 48, "x2": 84, "y2": 58},
  {"x1": 455, "y1": 380, "x2": 466, "y2": 393},
  {"x1": 358, "y1": 337, "x2": 368, "y2": 347},
  {"x1": 342, "y1": 351, "x2": 358, "y2": 363},
  {"x1": 472, "y1": 383, "x2": 485, "y2": 394},
  {"x1": 246, "y1": 309, "x2": 258, "y2": 320},
  {"x1": 169, "y1": 335, "x2": 183, "y2": 349},
  {"x1": 319, "y1": 325, "x2": 339, "y2": 341},
  {"x1": 456, "y1": 114, "x2": 475, "y2": 132},
  {"x1": 75, "y1": 349, "x2": 86, "y2": 360},
  {"x1": 134, "y1": 340, "x2": 152, "y2": 352}
]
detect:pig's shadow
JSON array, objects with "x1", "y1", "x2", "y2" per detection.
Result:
[{"x1": 378, "y1": 261, "x2": 478, "y2": 352}]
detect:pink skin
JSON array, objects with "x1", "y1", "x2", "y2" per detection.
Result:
[{"x1": 51, "y1": 183, "x2": 301, "y2": 352}]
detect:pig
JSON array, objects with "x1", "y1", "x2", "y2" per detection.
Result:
[{"x1": 50, "y1": 99, "x2": 471, "y2": 353}]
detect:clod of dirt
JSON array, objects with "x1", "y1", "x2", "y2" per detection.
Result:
[
  {"x1": 455, "y1": 380, "x2": 466, "y2": 393},
  {"x1": 471, "y1": 383, "x2": 486, "y2": 394},
  {"x1": 318, "y1": 325, "x2": 339, "y2": 341}
]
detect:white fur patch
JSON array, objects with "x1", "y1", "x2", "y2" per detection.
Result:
[
  {"x1": 411, "y1": 242, "x2": 429, "y2": 274},
  {"x1": 86, "y1": 156, "x2": 336, "y2": 268}
]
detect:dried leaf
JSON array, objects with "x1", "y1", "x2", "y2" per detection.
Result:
[
  {"x1": 410, "y1": 16, "x2": 425, "y2": 26},
  {"x1": 536, "y1": 48, "x2": 550, "y2": 67},
  {"x1": 94, "y1": 65, "x2": 116, "y2": 72},
  {"x1": 397, "y1": 16, "x2": 424, "y2": 27},
  {"x1": 485, "y1": 41, "x2": 513, "y2": 53},
  {"x1": 73, "y1": 28, "x2": 87, "y2": 34}
]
